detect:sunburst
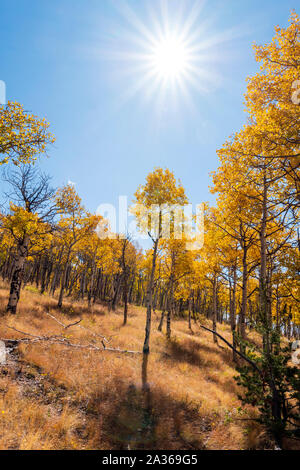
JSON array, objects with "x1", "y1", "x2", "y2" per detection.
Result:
[{"x1": 97, "y1": 0, "x2": 246, "y2": 114}]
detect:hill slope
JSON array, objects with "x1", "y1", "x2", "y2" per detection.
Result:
[{"x1": 0, "y1": 282, "x2": 266, "y2": 450}]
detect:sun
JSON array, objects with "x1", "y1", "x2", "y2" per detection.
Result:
[
  {"x1": 102, "y1": 0, "x2": 243, "y2": 110},
  {"x1": 150, "y1": 36, "x2": 189, "y2": 80}
]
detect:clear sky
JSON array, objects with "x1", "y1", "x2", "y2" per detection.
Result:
[{"x1": 0, "y1": 0, "x2": 297, "y2": 217}]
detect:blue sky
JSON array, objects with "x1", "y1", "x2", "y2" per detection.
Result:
[{"x1": 0, "y1": 0, "x2": 297, "y2": 219}]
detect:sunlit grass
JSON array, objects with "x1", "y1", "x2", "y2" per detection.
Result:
[{"x1": 0, "y1": 281, "x2": 265, "y2": 450}]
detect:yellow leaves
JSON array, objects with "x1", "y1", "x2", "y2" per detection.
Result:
[
  {"x1": 54, "y1": 185, "x2": 102, "y2": 255},
  {"x1": 213, "y1": 12, "x2": 299, "y2": 238},
  {"x1": 206, "y1": 13, "x2": 300, "y2": 330},
  {"x1": 132, "y1": 168, "x2": 188, "y2": 239},
  {"x1": 134, "y1": 167, "x2": 188, "y2": 208},
  {"x1": 56, "y1": 213, "x2": 100, "y2": 248},
  {"x1": 252, "y1": 11, "x2": 299, "y2": 75},
  {"x1": 0, "y1": 101, "x2": 55, "y2": 166},
  {"x1": 1, "y1": 204, "x2": 47, "y2": 239},
  {"x1": 55, "y1": 185, "x2": 83, "y2": 215},
  {"x1": 213, "y1": 13, "x2": 299, "y2": 215},
  {"x1": 244, "y1": 12, "x2": 300, "y2": 167},
  {"x1": 0, "y1": 203, "x2": 53, "y2": 260}
]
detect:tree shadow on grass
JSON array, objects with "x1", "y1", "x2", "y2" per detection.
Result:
[
  {"x1": 164, "y1": 338, "x2": 206, "y2": 367},
  {"x1": 42, "y1": 301, "x2": 106, "y2": 318},
  {"x1": 88, "y1": 357, "x2": 210, "y2": 450},
  {"x1": 189, "y1": 338, "x2": 234, "y2": 365},
  {"x1": 161, "y1": 337, "x2": 240, "y2": 394},
  {"x1": 163, "y1": 337, "x2": 234, "y2": 369}
]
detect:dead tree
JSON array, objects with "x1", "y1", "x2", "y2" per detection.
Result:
[{"x1": 2, "y1": 165, "x2": 56, "y2": 314}]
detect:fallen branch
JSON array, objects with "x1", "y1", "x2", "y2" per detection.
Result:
[
  {"x1": 45, "y1": 312, "x2": 82, "y2": 330},
  {"x1": 1, "y1": 323, "x2": 141, "y2": 355},
  {"x1": 198, "y1": 323, "x2": 262, "y2": 374},
  {"x1": 1, "y1": 334, "x2": 141, "y2": 354},
  {"x1": 4, "y1": 324, "x2": 40, "y2": 338},
  {"x1": 45, "y1": 311, "x2": 110, "y2": 343}
]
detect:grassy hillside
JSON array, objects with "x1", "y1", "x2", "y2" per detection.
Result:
[{"x1": 0, "y1": 282, "x2": 269, "y2": 450}]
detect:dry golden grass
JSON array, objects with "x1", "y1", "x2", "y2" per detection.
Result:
[{"x1": 0, "y1": 281, "x2": 266, "y2": 450}]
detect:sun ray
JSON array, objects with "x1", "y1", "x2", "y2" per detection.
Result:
[{"x1": 94, "y1": 0, "x2": 250, "y2": 121}]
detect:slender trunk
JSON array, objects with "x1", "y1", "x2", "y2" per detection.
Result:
[
  {"x1": 166, "y1": 307, "x2": 171, "y2": 339},
  {"x1": 40, "y1": 256, "x2": 49, "y2": 294},
  {"x1": 260, "y1": 174, "x2": 269, "y2": 353},
  {"x1": 287, "y1": 307, "x2": 292, "y2": 340},
  {"x1": 123, "y1": 271, "x2": 129, "y2": 325},
  {"x1": 158, "y1": 310, "x2": 165, "y2": 332},
  {"x1": 212, "y1": 275, "x2": 218, "y2": 344},
  {"x1": 143, "y1": 238, "x2": 159, "y2": 354},
  {"x1": 58, "y1": 264, "x2": 67, "y2": 308},
  {"x1": 188, "y1": 295, "x2": 192, "y2": 331},
  {"x1": 58, "y1": 249, "x2": 71, "y2": 309},
  {"x1": 93, "y1": 269, "x2": 101, "y2": 304},
  {"x1": 166, "y1": 284, "x2": 173, "y2": 340},
  {"x1": 7, "y1": 236, "x2": 29, "y2": 314},
  {"x1": 88, "y1": 262, "x2": 96, "y2": 308},
  {"x1": 50, "y1": 267, "x2": 59, "y2": 296},
  {"x1": 111, "y1": 275, "x2": 121, "y2": 311},
  {"x1": 79, "y1": 271, "x2": 86, "y2": 300},
  {"x1": 230, "y1": 265, "x2": 237, "y2": 362},
  {"x1": 50, "y1": 248, "x2": 63, "y2": 296},
  {"x1": 158, "y1": 289, "x2": 168, "y2": 331},
  {"x1": 240, "y1": 244, "x2": 248, "y2": 349}
]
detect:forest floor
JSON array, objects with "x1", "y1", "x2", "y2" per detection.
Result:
[{"x1": 0, "y1": 281, "x2": 275, "y2": 450}]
